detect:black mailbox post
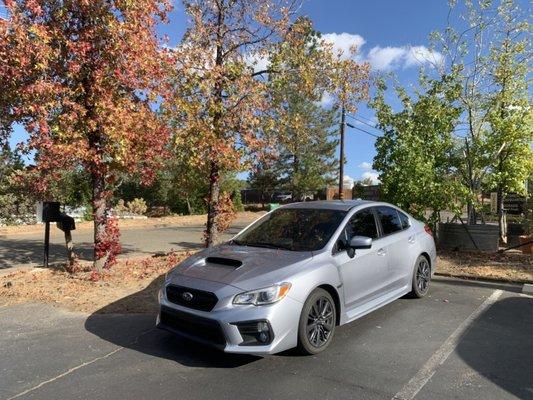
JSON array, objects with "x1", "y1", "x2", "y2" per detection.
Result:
[
  {"x1": 42, "y1": 202, "x2": 61, "y2": 223},
  {"x1": 38, "y1": 202, "x2": 76, "y2": 267}
]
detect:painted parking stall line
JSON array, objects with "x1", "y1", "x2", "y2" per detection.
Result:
[{"x1": 392, "y1": 289, "x2": 503, "y2": 400}]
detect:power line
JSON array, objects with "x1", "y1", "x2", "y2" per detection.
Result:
[
  {"x1": 346, "y1": 114, "x2": 384, "y2": 134},
  {"x1": 346, "y1": 113, "x2": 378, "y2": 127},
  {"x1": 345, "y1": 122, "x2": 381, "y2": 138}
]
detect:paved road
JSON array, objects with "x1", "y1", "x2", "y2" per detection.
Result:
[
  {"x1": 1, "y1": 277, "x2": 531, "y2": 400},
  {"x1": 0, "y1": 222, "x2": 249, "y2": 269}
]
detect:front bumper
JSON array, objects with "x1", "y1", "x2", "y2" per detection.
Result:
[{"x1": 157, "y1": 285, "x2": 303, "y2": 355}]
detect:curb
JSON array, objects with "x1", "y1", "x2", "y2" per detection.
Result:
[
  {"x1": 434, "y1": 272, "x2": 533, "y2": 286},
  {"x1": 523, "y1": 284, "x2": 533, "y2": 295}
]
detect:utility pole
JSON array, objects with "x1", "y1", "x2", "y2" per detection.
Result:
[{"x1": 338, "y1": 104, "x2": 345, "y2": 200}]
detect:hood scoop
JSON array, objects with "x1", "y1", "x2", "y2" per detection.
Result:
[{"x1": 204, "y1": 256, "x2": 243, "y2": 269}]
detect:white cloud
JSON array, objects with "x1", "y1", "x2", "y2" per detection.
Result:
[
  {"x1": 362, "y1": 171, "x2": 380, "y2": 184},
  {"x1": 404, "y1": 46, "x2": 444, "y2": 68},
  {"x1": 367, "y1": 45, "x2": 443, "y2": 71},
  {"x1": 358, "y1": 162, "x2": 373, "y2": 170},
  {"x1": 322, "y1": 33, "x2": 366, "y2": 60},
  {"x1": 343, "y1": 175, "x2": 355, "y2": 189},
  {"x1": 367, "y1": 46, "x2": 406, "y2": 71},
  {"x1": 358, "y1": 161, "x2": 379, "y2": 184},
  {"x1": 244, "y1": 52, "x2": 270, "y2": 73}
]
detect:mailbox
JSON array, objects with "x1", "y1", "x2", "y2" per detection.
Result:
[
  {"x1": 37, "y1": 201, "x2": 61, "y2": 223},
  {"x1": 56, "y1": 213, "x2": 76, "y2": 232}
]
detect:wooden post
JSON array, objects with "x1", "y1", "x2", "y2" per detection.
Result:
[
  {"x1": 44, "y1": 221, "x2": 50, "y2": 268},
  {"x1": 64, "y1": 230, "x2": 75, "y2": 266}
]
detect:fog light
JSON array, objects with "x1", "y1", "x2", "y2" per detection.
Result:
[{"x1": 233, "y1": 320, "x2": 274, "y2": 346}]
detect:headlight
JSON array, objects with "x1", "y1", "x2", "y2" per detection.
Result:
[{"x1": 233, "y1": 283, "x2": 292, "y2": 306}]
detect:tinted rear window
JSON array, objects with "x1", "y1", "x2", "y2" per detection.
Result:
[
  {"x1": 398, "y1": 211, "x2": 410, "y2": 229},
  {"x1": 376, "y1": 206, "x2": 402, "y2": 235}
]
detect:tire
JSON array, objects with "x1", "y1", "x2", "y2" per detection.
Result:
[
  {"x1": 297, "y1": 288, "x2": 337, "y2": 355},
  {"x1": 408, "y1": 255, "x2": 431, "y2": 298}
]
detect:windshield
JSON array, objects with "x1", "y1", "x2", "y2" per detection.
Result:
[{"x1": 231, "y1": 208, "x2": 347, "y2": 251}]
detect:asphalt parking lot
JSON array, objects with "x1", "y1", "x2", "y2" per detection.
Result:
[
  {"x1": 0, "y1": 223, "x2": 247, "y2": 269},
  {"x1": 1, "y1": 277, "x2": 532, "y2": 400}
]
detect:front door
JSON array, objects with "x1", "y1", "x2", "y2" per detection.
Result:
[{"x1": 332, "y1": 207, "x2": 387, "y2": 311}]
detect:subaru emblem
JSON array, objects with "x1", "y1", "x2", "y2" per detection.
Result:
[{"x1": 182, "y1": 292, "x2": 194, "y2": 301}]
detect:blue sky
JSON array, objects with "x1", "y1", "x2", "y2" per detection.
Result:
[
  {"x1": 7, "y1": 0, "x2": 509, "y2": 183},
  {"x1": 159, "y1": 0, "x2": 453, "y2": 183}
]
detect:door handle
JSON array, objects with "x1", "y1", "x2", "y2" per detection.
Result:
[
  {"x1": 408, "y1": 235, "x2": 415, "y2": 244},
  {"x1": 377, "y1": 248, "x2": 387, "y2": 256}
]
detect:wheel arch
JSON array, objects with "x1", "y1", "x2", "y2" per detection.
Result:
[
  {"x1": 420, "y1": 252, "x2": 431, "y2": 269},
  {"x1": 317, "y1": 284, "x2": 341, "y2": 326}
]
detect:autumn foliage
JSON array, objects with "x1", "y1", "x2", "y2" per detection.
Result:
[
  {"x1": 1, "y1": 0, "x2": 172, "y2": 271},
  {"x1": 1, "y1": 0, "x2": 372, "y2": 272}
]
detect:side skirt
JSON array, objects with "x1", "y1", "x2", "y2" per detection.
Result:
[{"x1": 340, "y1": 285, "x2": 411, "y2": 325}]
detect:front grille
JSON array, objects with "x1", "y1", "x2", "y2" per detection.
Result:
[
  {"x1": 159, "y1": 306, "x2": 226, "y2": 346},
  {"x1": 166, "y1": 285, "x2": 218, "y2": 312}
]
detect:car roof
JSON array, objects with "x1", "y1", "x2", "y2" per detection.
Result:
[{"x1": 279, "y1": 199, "x2": 374, "y2": 211}]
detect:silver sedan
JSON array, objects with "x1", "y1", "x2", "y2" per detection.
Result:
[{"x1": 157, "y1": 200, "x2": 436, "y2": 355}]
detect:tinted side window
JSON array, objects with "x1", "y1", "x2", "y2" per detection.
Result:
[
  {"x1": 345, "y1": 208, "x2": 379, "y2": 240},
  {"x1": 376, "y1": 206, "x2": 402, "y2": 235},
  {"x1": 398, "y1": 211, "x2": 410, "y2": 229}
]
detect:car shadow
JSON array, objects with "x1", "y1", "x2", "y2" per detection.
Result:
[
  {"x1": 84, "y1": 274, "x2": 260, "y2": 369},
  {"x1": 456, "y1": 296, "x2": 533, "y2": 399}
]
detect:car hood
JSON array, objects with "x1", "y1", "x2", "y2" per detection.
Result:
[{"x1": 169, "y1": 244, "x2": 313, "y2": 291}]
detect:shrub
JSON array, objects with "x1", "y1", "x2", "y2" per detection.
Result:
[
  {"x1": 115, "y1": 199, "x2": 128, "y2": 214},
  {"x1": 127, "y1": 198, "x2": 148, "y2": 215},
  {"x1": 231, "y1": 190, "x2": 244, "y2": 212}
]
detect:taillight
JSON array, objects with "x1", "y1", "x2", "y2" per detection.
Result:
[{"x1": 424, "y1": 225, "x2": 433, "y2": 236}]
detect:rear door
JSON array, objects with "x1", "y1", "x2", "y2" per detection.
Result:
[
  {"x1": 375, "y1": 206, "x2": 415, "y2": 291},
  {"x1": 332, "y1": 207, "x2": 388, "y2": 310}
]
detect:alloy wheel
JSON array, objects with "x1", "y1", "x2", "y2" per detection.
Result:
[
  {"x1": 416, "y1": 258, "x2": 430, "y2": 293},
  {"x1": 306, "y1": 296, "x2": 335, "y2": 348}
]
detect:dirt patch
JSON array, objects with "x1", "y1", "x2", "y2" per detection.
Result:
[
  {"x1": 1, "y1": 249, "x2": 530, "y2": 314},
  {"x1": 0, "y1": 252, "x2": 191, "y2": 314},
  {"x1": 0, "y1": 211, "x2": 265, "y2": 236},
  {"x1": 436, "y1": 251, "x2": 532, "y2": 283}
]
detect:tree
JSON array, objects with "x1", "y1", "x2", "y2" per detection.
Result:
[
  {"x1": 431, "y1": 0, "x2": 531, "y2": 231},
  {"x1": 164, "y1": 0, "x2": 298, "y2": 247},
  {"x1": 371, "y1": 76, "x2": 466, "y2": 226},
  {"x1": 485, "y1": 1, "x2": 532, "y2": 242},
  {"x1": 1, "y1": 0, "x2": 172, "y2": 272},
  {"x1": 0, "y1": 143, "x2": 34, "y2": 225},
  {"x1": 265, "y1": 18, "x2": 339, "y2": 200},
  {"x1": 248, "y1": 160, "x2": 281, "y2": 206}
]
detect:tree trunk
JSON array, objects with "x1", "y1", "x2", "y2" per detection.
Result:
[
  {"x1": 467, "y1": 202, "x2": 477, "y2": 225},
  {"x1": 92, "y1": 171, "x2": 108, "y2": 272},
  {"x1": 497, "y1": 186, "x2": 507, "y2": 245},
  {"x1": 205, "y1": 162, "x2": 220, "y2": 247},
  {"x1": 203, "y1": 1, "x2": 224, "y2": 247},
  {"x1": 186, "y1": 198, "x2": 193, "y2": 215}
]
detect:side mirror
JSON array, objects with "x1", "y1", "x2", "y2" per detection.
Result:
[
  {"x1": 345, "y1": 236, "x2": 372, "y2": 258},
  {"x1": 349, "y1": 236, "x2": 372, "y2": 249}
]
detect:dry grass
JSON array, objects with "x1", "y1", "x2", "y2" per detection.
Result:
[
  {"x1": 0, "y1": 251, "x2": 191, "y2": 314},
  {"x1": 436, "y1": 250, "x2": 532, "y2": 283}
]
